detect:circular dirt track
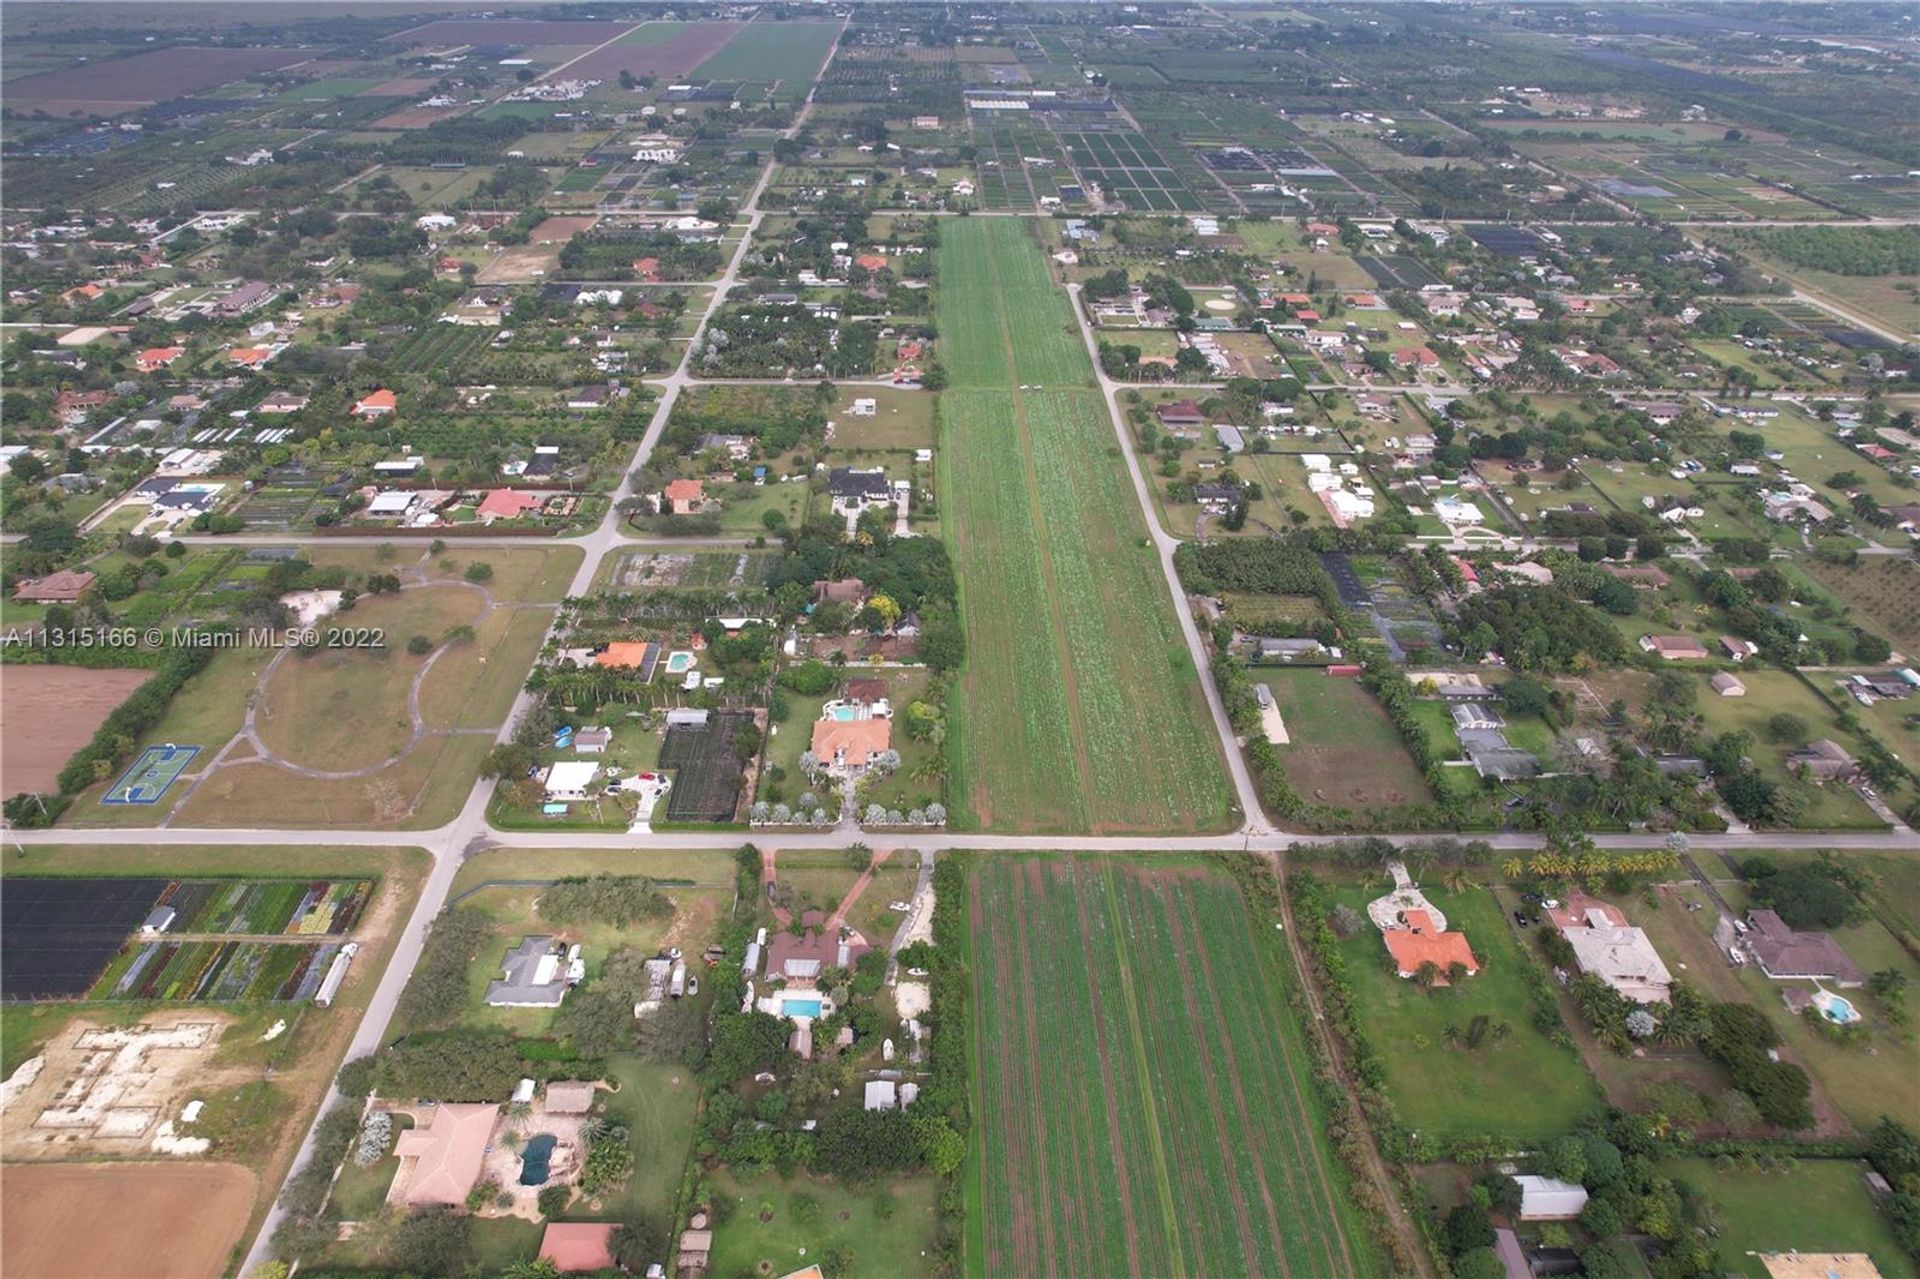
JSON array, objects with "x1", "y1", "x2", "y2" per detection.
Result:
[
  {"x1": 1, "y1": 1162, "x2": 256, "y2": 1279},
  {"x1": 254, "y1": 585, "x2": 487, "y2": 772}
]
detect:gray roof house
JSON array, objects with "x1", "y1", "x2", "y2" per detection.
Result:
[{"x1": 486, "y1": 936, "x2": 579, "y2": 1007}]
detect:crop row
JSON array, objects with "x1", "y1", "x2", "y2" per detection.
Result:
[
  {"x1": 970, "y1": 858, "x2": 1366, "y2": 1277},
  {"x1": 91, "y1": 939, "x2": 342, "y2": 1002}
]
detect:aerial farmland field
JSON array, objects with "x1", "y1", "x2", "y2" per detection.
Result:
[
  {"x1": 937, "y1": 218, "x2": 1230, "y2": 833},
  {"x1": 967, "y1": 855, "x2": 1377, "y2": 1278}
]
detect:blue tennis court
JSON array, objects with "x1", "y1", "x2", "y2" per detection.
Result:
[{"x1": 101, "y1": 745, "x2": 200, "y2": 805}]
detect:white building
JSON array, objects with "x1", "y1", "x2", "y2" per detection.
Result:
[{"x1": 544, "y1": 761, "x2": 601, "y2": 801}]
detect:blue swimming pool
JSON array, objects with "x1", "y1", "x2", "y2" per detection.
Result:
[
  {"x1": 519, "y1": 1133, "x2": 556, "y2": 1186},
  {"x1": 830, "y1": 706, "x2": 858, "y2": 722},
  {"x1": 784, "y1": 997, "x2": 824, "y2": 1018}
]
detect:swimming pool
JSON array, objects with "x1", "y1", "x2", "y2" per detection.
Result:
[
  {"x1": 784, "y1": 997, "x2": 824, "y2": 1018},
  {"x1": 829, "y1": 706, "x2": 859, "y2": 722},
  {"x1": 519, "y1": 1133, "x2": 556, "y2": 1186},
  {"x1": 664, "y1": 650, "x2": 696, "y2": 674},
  {"x1": 1816, "y1": 990, "x2": 1860, "y2": 1024}
]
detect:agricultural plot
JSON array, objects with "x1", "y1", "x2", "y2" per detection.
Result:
[
  {"x1": 658, "y1": 710, "x2": 756, "y2": 823},
  {"x1": 971, "y1": 119, "x2": 1073, "y2": 210},
  {"x1": 937, "y1": 218, "x2": 1231, "y2": 833},
  {"x1": 1058, "y1": 130, "x2": 1202, "y2": 212},
  {"x1": 688, "y1": 20, "x2": 840, "y2": 87},
  {"x1": 387, "y1": 323, "x2": 492, "y2": 375},
  {"x1": 1, "y1": 878, "x2": 170, "y2": 1000},
  {"x1": 968, "y1": 856, "x2": 1375, "y2": 1279},
  {"x1": 88, "y1": 938, "x2": 346, "y2": 1002},
  {"x1": 1262, "y1": 671, "x2": 1433, "y2": 813}
]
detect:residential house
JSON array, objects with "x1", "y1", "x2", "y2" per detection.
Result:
[
  {"x1": 813, "y1": 578, "x2": 866, "y2": 608},
  {"x1": 1514, "y1": 1175, "x2": 1589, "y2": 1221},
  {"x1": 13, "y1": 570, "x2": 96, "y2": 603},
  {"x1": 810, "y1": 715, "x2": 893, "y2": 774},
  {"x1": 1381, "y1": 909, "x2": 1479, "y2": 983},
  {"x1": 1639, "y1": 634, "x2": 1708, "y2": 661},
  {"x1": 662, "y1": 478, "x2": 706, "y2": 515},
  {"x1": 486, "y1": 936, "x2": 582, "y2": 1007},
  {"x1": 1744, "y1": 909, "x2": 1865, "y2": 986},
  {"x1": 1156, "y1": 400, "x2": 1207, "y2": 431},
  {"x1": 1601, "y1": 563, "x2": 1670, "y2": 589},
  {"x1": 135, "y1": 346, "x2": 184, "y2": 372},
  {"x1": 1546, "y1": 893, "x2": 1673, "y2": 1003},
  {"x1": 544, "y1": 761, "x2": 601, "y2": 802},
  {"x1": 828, "y1": 466, "x2": 893, "y2": 516},
  {"x1": 257, "y1": 391, "x2": 309, "y2": 414},
  {"x1": 571, "y1": 728, "x2": 613, "y2": 754},
  {"x1": 566, "y1": 385, "x2": 612, "y2": 410},
  {"x1": 1710, "y1": 672, "x2": 1746, "y2": 697},
  {"x1": 763, "y1": 929, "x2": 870, "y2": 983},
  {"x1": 353, "y1": 388, "x2": 397, "y2": 419},
  {"x1": 392, "y1": 1103, "x2": 499, "y2": 1206},
  {"x1": 537, "y1": 1223, "x2": 617, "y2": 1273},
  {"x1": 1785, "y1": 738, "x2": 1857, "y2": 782},
  {"x1": 1721, "y1": 637, "x2": 1759, "y2": 661},
  {"x1": 476, "y1": 489, "x2": 543, "y2": 524}
]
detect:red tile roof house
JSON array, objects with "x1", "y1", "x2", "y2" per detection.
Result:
[
  {"x1": 391, "y1": 1102, "x2": 499, "y2": 1206},
  {"x1": 662, "y1": 478, "x2": 705, "y2": 515},
  {"x1": 476, "y1": 489, "x2": 543, "y2": 524},
  {"x1": 1744, "y1": 909, "x2": 1865, "y2": 986},
  {"x1": 354, "y1": 388, "x2": 397, "y2": 419},
  {"x1": 764, "y1": 928, "x2": 871, "y2": 983},
  {"x1": 13, "y1": 569, "x2": 96, "y2": 603},
  {"x1": 1382, "y1": 909, "x2": 1479, "y2": 984},
  {"x1": 810, "y1": 715, "x2": 893, "y2": 774},
  {"x1": 1392, "y1": 346, "x2": 1439, "y2": 369},
  {"x1": 631, "y1": 256, "x2": 661, "y2": 282},
  {"x1": 813, "y1": 578, "x2": 867, "y2": 607},
  {"x1": 136, "y1": 346, "x2": 184, "y2": 372},
  {"x1": 1156, "y1": 400, "x2": 1207, "y2": 430},
  {"x1": 538, "y1": 1223, "x2": 617, "y2": 1272}
]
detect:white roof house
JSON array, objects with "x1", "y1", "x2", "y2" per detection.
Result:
[
  {"x1": 863, "y1": 1080, "x2": 898, "y2": 1111},
  {"x1": 366, "y1": 490, "x2": 417, "y2": 517},
  {"x1": 1565, "y1": 918, "x2": 1674, "y2": 1004},
  {"x1": 1515, "y1": 1175, "x2": 1589, "y2": 1221},
  {"x1": 544, "y1": 761, "x2": 601, "y2": 800}
]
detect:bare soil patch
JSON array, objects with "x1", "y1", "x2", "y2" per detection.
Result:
[
  {"x1": 1, "y1": 1161, "x2": 255, "y2": 1279},
  {"x1": 371, "y1": 102, "x2": 470, "y2": 129},
  {"x1": 0, "y1": 666, "x2": 151, "y2": 794},
  {"x1": 389, "y1": 19, "x2": 634, "y2": 47},
  {"x1": 1, "y1": 1011, "x2": 245, "y2": 1162},
  {"x1": 365, "y1": 77, "x2": 441, "y2": 96},
  {"x1": 478, "y1": 215, "x2": 597, "y2": 283},
  {"x1": 10, "y1": 46, "x2": 308, "y2": 108}
]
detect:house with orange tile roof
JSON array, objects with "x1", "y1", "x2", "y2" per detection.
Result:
[
  {"x1": 632, "y1": 256, "x2": 661, "y2": 282},
  {"x1": 856, "y1": 253, "x2": 889, "y2": 272},
  {"x1": 229, "y1": 346, "x2": 273, "y2": 367},
  {"x1": 810, "y1": 715, "x2": 893, "y2": 774},
  {"x1": 391, "y1": 1103, "x2": 498, "y2": 1207},
  {"x1": 538, "y1": 1223, "x2": 617, "y2": 1272},
  {"x1": 594, "y1": 641, "x2": 657, "y2": 672},
  {"x1": 136, "y1": 346, "x2": 185, "y2": 372},
  {"x1": 354, "y1": 388, "x2": 397, "y2": 418},
  {"x1": 1382, "y1": 909, "x2": 1479, "y2": 983},
  {"x1": 662, "y1": 478, "x2": 705, "y2": 515},
  {"x1": 476, "y1": 489, "x2": 543, "y2": 524}
]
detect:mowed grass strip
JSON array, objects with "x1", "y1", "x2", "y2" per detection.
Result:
[
  {"x1": 968, "y1": 856, "x2": 1375, "y2": 1279},
  {"x1": 937, "y1": 218, "x2": 1229, "y2": 833}
]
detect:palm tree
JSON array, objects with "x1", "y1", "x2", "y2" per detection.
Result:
[
  {"x1": 1441, "y1": 864, "x2": 1473, "y2": 894},
  {"x1": 504, "y1": 1099, "x2": 532, "y2": 1134},
  {"x1": 1491, "y1": 1020, "x2": 1513, "y2": 1042},
  {"x1": 577, "y1": 1116, "x2": 610, "y2": 1145},
  {"x1": 1441, "y1": 1022, "x2": 1462, "y2": 1046}
]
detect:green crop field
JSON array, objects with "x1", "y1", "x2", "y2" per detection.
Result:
[
  {"x1": 967, "y1": 856, "x2": 1377, "y2": 1279},
  {"x1": 690, "y1": 20, "x2": 839, "y2": 84},
  {"x1": 937, "y1": 218, "x2": 1230, "y2": 833}
]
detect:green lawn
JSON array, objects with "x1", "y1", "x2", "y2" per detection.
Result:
[
  {"x1": 1326, "y1": 879, "x2": 1602, "y2": 1142},
  {"x1": 330, "y1": 1114, "x2": 413, "y2": 1220},
  {"x1": 1662, "y1": 1157, "x2": 1917, "y2": 1279},
  {"x1": 707, "y1": 1169, "x2": 940, "y2": 1279},
  {"x1": 1690, "y1": 670, "x2": 1886, "y2": 829},
  {"x1": 575, "y1": 1057, "x2": 701, "y2": 1225},
  {"x1": 689, "y1": 21, "x2": 839, "y2": 83}
]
